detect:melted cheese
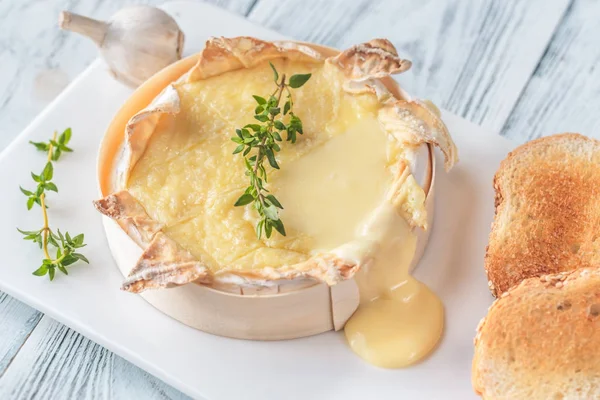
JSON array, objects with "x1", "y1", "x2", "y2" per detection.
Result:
[
  {"x1": 272, "y1": 118, "x2": 390, "y2": 251},
  {"x1": 126, "y1": 56, "x2": 444, "y2": 368},
  {"x1": 342, "y1": 205, "x2": 444, "y2": 368},
  {"x1": 127, "y1": 59, "x2": 387, "y2": 272}
]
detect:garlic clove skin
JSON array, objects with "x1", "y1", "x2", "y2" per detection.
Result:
[
  {"x1": 59, "y1": 6, "x2": 184, "y2": 87},
  {"x1": 101, "y1": 6, "x2": 184, "y2": 87}
]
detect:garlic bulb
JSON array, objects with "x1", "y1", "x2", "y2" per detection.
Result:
[{"x1": 59, "y1": 6, "x2": 184, "y2": 87}]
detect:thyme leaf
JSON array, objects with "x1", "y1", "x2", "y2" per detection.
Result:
[
  {"x1": 232, "y1": 62, "x2": 311, "y2": 239},
  {"x1": 18, "y1": 128, "x2": 89, "y2": 280}
]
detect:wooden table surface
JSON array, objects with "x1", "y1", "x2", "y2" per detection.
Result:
[{"x1": 0, "y1": 0, "x2": 598, "y2": 398}]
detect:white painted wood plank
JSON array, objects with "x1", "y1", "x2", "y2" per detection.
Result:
[
  {"x1": 502, "y1": 0, "x2": 600, "y2": 142},
  {"x1": 0, "y1": 0, "x2": 255, "y2": 151},
  {"x1": 0, "y1": 316, "x2": 190, "y2": 400},
  {"x1": 0, "y1": 293, "x2": 42, "y2": 376},
  {"x1": 247, "y1": 0, "x2": 569, "y2": 134},
  {"x1": 208, "y1": 0, "x2": 257, "y2": 14}
]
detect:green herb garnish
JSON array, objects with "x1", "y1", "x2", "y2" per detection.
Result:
[
  {"x1": 18, "y1": 128, "x2": 89, "y2": 280},
  {"x1": 231, "y1": 62, "x2": 311, "y2": 239}
]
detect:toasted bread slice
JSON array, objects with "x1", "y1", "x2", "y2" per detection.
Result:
[
  {"x1": 485, "y1": 133, "x2": 600, "y2": 296},
  {"x1": 473, "y1": 267, "x2": 600, "y2": 399}
]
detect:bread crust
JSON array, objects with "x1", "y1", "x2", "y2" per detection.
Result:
[
  {"x1": 485, "y1": 133, "x2": 600, "y2": 296},
  {"x1": 473, "y1": 267, "x2": 600, "y2": 399}
]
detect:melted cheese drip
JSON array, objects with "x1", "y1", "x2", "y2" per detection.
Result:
[{"x1": 343, "y1": 205, "x2": 444, "y2": 369}]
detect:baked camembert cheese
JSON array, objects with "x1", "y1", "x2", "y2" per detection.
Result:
[{"x1": 94, "y1": 37, "x2": 457, "y2": 367}]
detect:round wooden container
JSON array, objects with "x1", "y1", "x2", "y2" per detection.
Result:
[{"x1": 97, "y1": 43, "x2": 436, "y2": 340}]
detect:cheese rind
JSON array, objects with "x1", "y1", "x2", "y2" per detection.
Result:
[{"x1": 95, "y1": 37, "x2": 458, "y2": 293}]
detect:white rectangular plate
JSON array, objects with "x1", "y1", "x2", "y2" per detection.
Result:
[{"x1": 0, "y1": 2, "x2": 515, "y2": 399}]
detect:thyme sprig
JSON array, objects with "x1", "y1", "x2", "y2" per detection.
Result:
[
  {"x1": 18, "y1": 128, "x2": 89, "y2": 280},
  {"x1": 231, "y1": 62, "x2": 311, "y2": 239}
]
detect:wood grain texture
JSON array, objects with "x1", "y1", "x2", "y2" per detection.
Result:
[
  {"x1": 247, "y1": 0, "x2": 570, "y2": 134},
  {"x1": 502, "y1": 0, "x2": 600, "y2": 142},
  {"x1": 0, "y1": 316, "x2": 191, "y2": 400},
  {"x1": 0, "y1": 0, "x2": 255, "y2": 150},
  {"x1": 0, "y1": 293, "x2": 42, "y2": 377}
]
